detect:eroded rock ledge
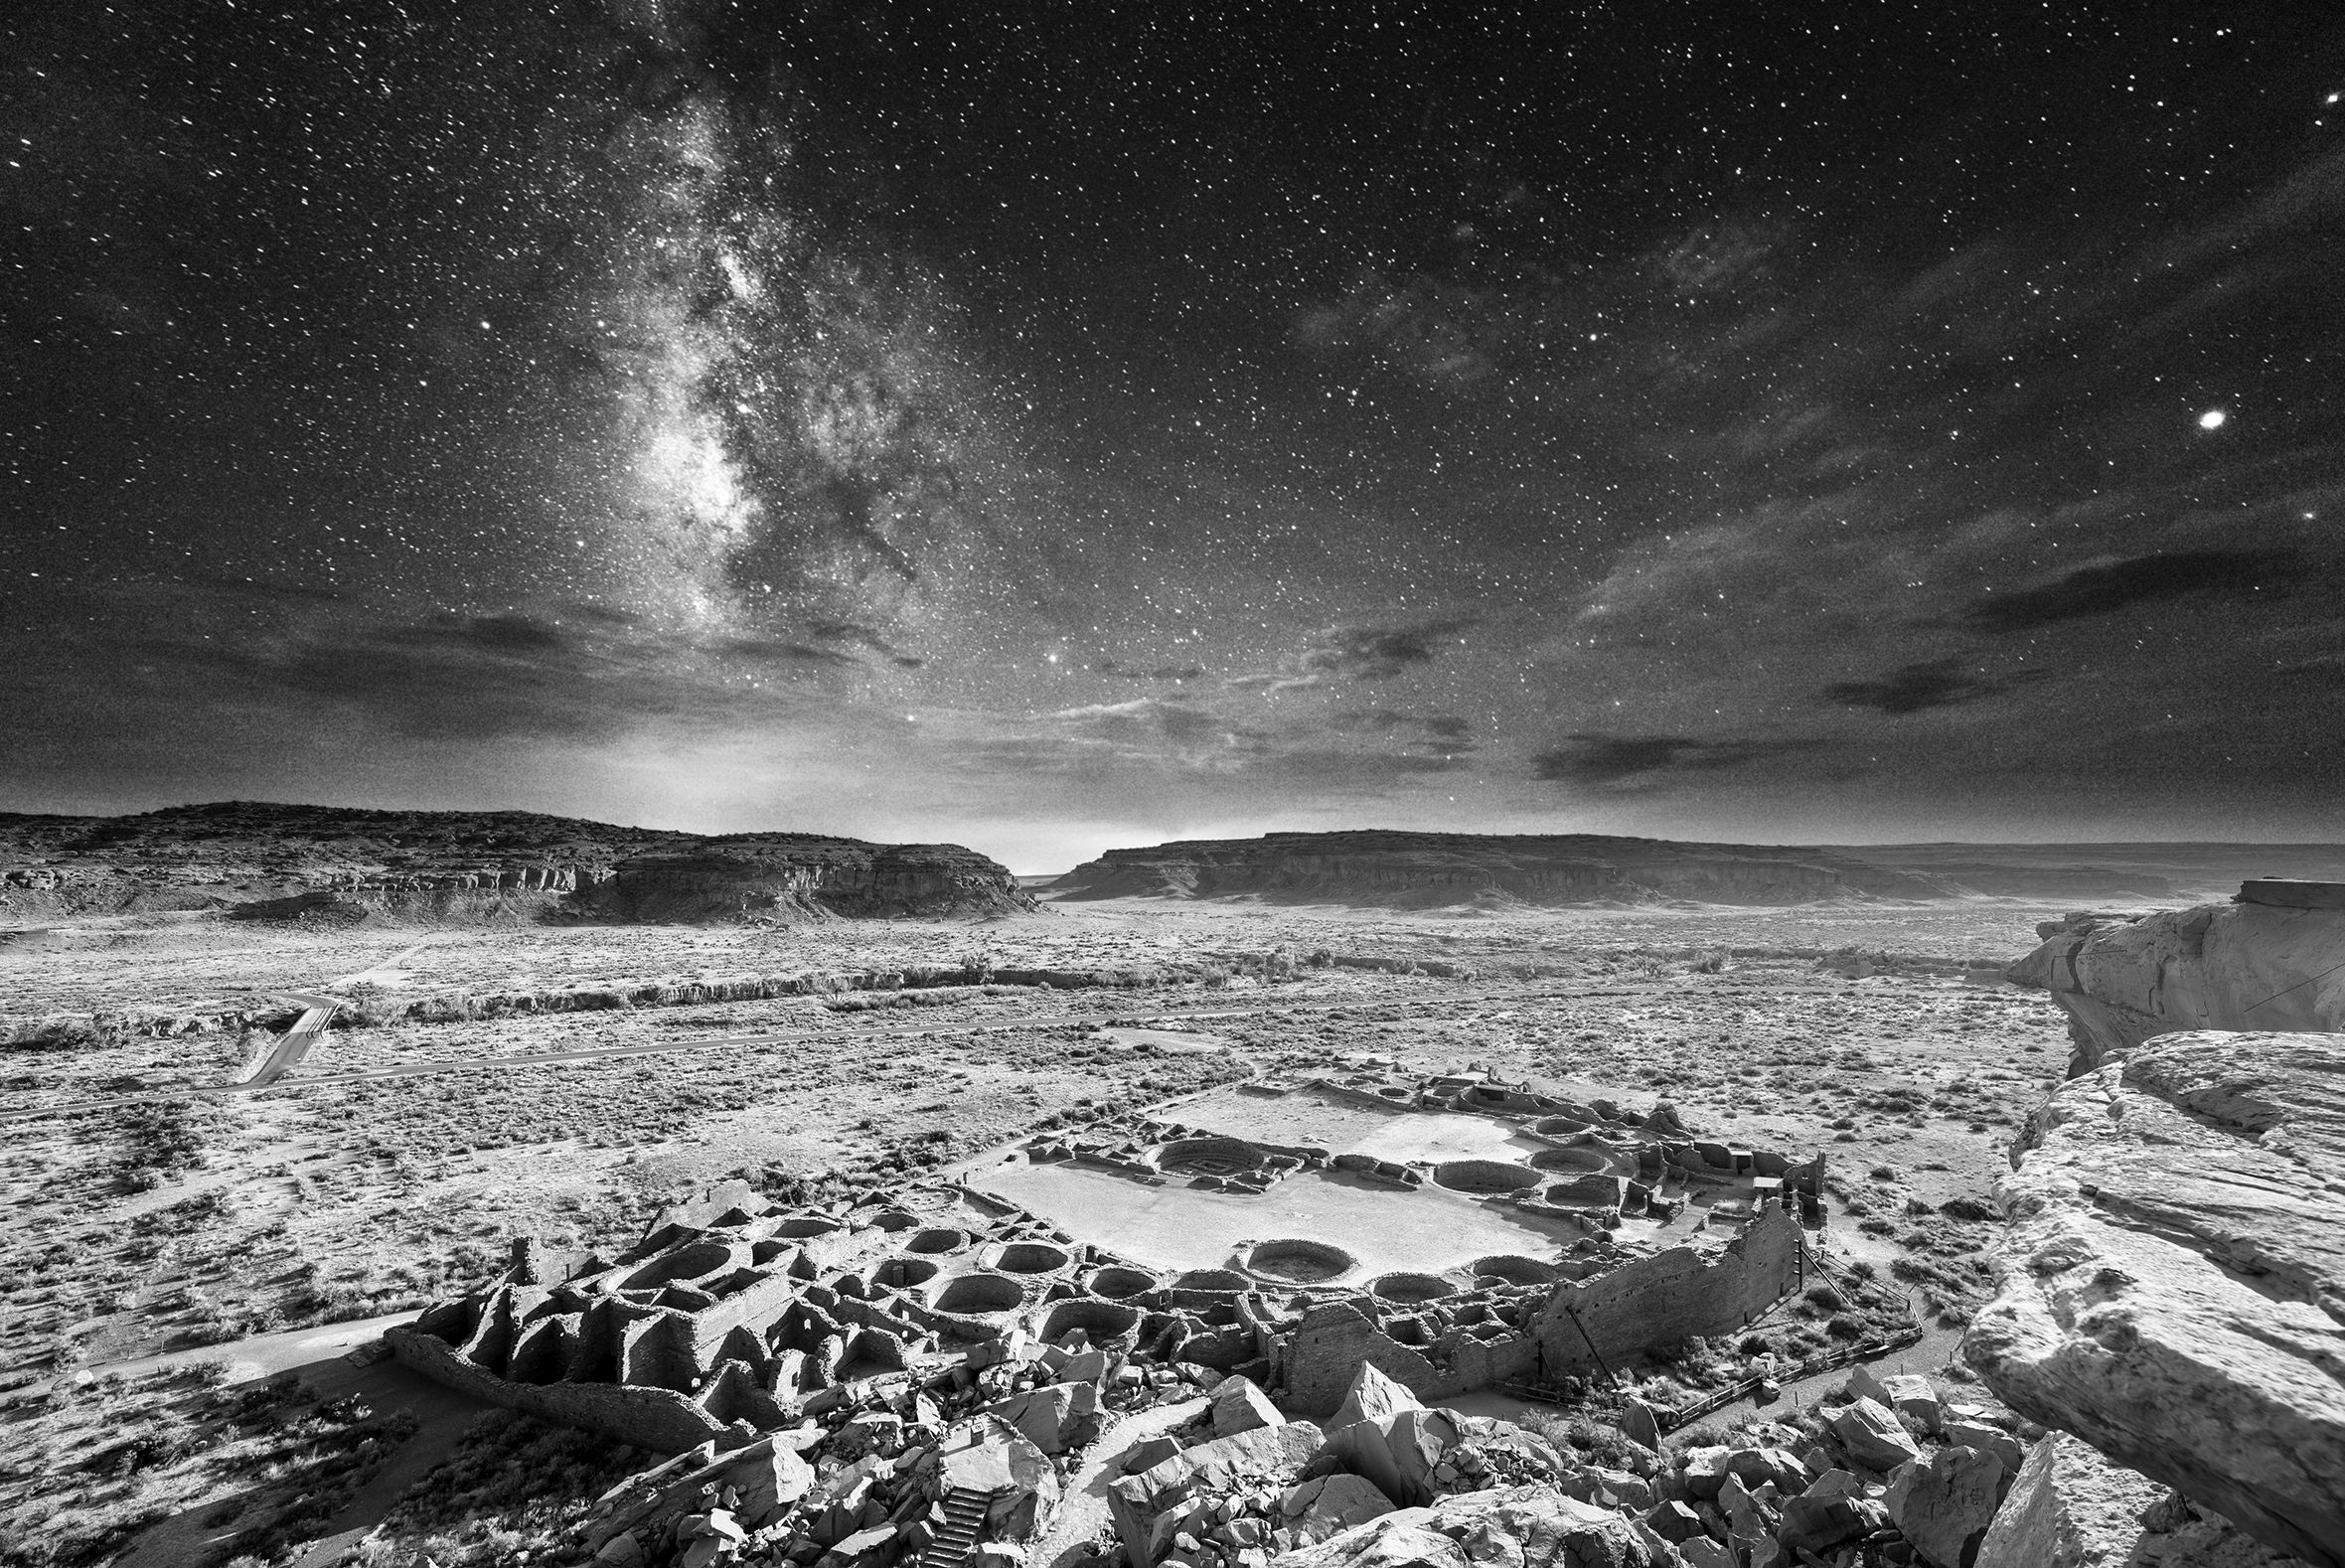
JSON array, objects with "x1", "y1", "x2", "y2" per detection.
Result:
[
  {"x1": 2006, "y1": 889, "x2": 2345, "y2": 1071},
  {"x1": 1963, "y1": 1028, "x2": 2345, "y2": 1567}
]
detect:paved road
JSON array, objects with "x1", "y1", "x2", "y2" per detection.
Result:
[{"x1": 1, "y1": 984, "x2": 1615, "y2": 1124}]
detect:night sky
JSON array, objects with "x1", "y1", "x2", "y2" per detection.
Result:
[{"x1": 6, "y1": 2, "x2": 2342, "y2": 868}]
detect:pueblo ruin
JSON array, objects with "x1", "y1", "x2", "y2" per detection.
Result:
[{"x1": 392, "y1": 1064, "x2": 1828, "y2": 1452}]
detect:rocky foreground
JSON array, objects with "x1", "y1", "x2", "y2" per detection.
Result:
[
  {"x1": 1045, "y1": 830, "x2": 2205, "y2": 910},
  {"x1": 0, "y1": 802, "x2": 1032, "y2": 924},
  {"x1": 584, "y1": 1340, "x2": 2263, "y2": 1568},
  {"x1": 1970, "y1": 889, "x2": 2345, "y2": 1567}
]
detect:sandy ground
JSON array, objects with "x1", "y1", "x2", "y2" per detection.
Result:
[
  {"x1": 982, "y1": 1160, "x2": 1588, "y2": 1277},
  {"x1": 0, "y1": 894, "x2": 2083, "y2": 1564}
]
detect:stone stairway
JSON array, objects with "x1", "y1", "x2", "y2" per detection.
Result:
[{"x1": 921, "y1": 1485, "x2": 999, "y2": 1568}]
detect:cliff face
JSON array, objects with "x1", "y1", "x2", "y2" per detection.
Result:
[
  {"x1": 1044, "y1": 830, "x2": 1951, "y2": 909},
  {"x1": 0, "y1": 802, "x2": 1031, "y2": 925},
  {"x1": 1962, "y1": 1029, "x2": 2345, "y2": 1568},
  {"x1": 2006, "y1": 887, "x2": 2345, "y2": 1071},
  {"x1": 1972, "y1": 879, "x2": 2345, "y2": 1567}
]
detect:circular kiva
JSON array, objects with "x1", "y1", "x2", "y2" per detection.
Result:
[
  {"x1": 1432, "y1": 1159, "x2": 1541, "y2": 1194},
  {"x1": 905, "y1": 1227, "x2": 970, "y2": 1255},
  {"x1": 870, "y1": 1209, "x2": 919, "y2": 1231},
  {"x1": 1367, "y1": 1271, "x2": 1457, "y2": 1304},
  {"x1": 1157, "y1": 1136, "x2": 1266, "y2": 1178},
  {"x1": 1531, "y1": 1146, "x2": 1621, "y2": 1175},
  {"x1": 1531, "y1": 1115, "x2": 1593, "y2": 1136},
  {"x1": 772, "y1": 1215, "x2": 845, "y2": 1238},
  {"x1": 1171, "y1": 1267, "x2": 1250, "y2": 1292},
  {"x1": 934, "y1": 1271, "x2": 1026, "y2": 1315},
  {"x1": 1544, "y1": 1172, "x2": 1623, "y2": 1205},
  {"x1": 1243, "y1": 1238, "x2": 1357, "y2": 1283},
  {"x1": 876, "y1": 1256, "x2": 940, "y2": 1290},
  {"x1": 620, "y1": 1240, "x2": 736, "y2": 1291},
  {"x1": 1041, "y1": 1299, "x2": 1143, "y2": 1342},
  {"x1": 1469, "y1": 1254, "x2": 1562, "y2": 1287},
  {"x1": 1086, "y1": 1265, "x2": 1160, "y2": 1300},
  {"x1": 988, "y1": 1241, "x2": 1073, "y2": 1275}
]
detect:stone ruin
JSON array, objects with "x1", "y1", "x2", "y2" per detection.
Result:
[
  {"x1": 391, "y1": 1065, "x2": 1828, "y2": 1452},
  {"x1": 1011, "y1": 1065, "x2": 1827, "y2": 1418},
  {"x1": 381, "y1": 1063, "x2": 1858, "y2": 1567}
]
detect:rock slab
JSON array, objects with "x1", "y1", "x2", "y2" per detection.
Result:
[
  {"x1": 1268, "y1": 1482, "x2": 1666, "y2": 1568},
  {"x1": 2007, "y1": 902, "x2": 2345, "y2": 1068},
  {"x1": 1964, "y1": 1029, "x2": 2345, "y2": 1568}
]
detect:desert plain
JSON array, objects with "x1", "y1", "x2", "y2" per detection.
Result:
[{"x1": 1, "y1": 814, "x2": 2333, "y2": 1568}]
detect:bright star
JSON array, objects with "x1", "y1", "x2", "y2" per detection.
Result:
[{"x1": 2197, "y1": 408, "x2": 2227, "y2": 430}]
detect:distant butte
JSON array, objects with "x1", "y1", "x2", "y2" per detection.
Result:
[
  {"x1": 1042, "y1": 829, "x2": 2276, "y2": 909},
  {"x1": 0, "y1": 801, "x2": 1033, "y2": 925}
]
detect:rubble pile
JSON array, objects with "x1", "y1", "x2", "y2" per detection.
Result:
[
  {"x1": 563, "y1": 1309, "x2": 2294, "y2": 1568},
  {"x1": 583, "y1": 1320, "x2": 1220, "y2": 1568}
]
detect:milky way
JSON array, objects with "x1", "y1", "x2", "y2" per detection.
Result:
[{"x1": 5, "y1": 4, "x2": 2342, "y2": 863}]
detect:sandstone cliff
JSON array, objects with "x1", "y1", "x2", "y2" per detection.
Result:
[
  {"x1": 1045, "y1": 829, "x2": 1958, "y2": 908},
  {"x1": 0, "y1": 802, "x2": 1032, "y2": 925},
  {"x1": 2007, "y1": 886, "x2": 2345, "y2": 1070},
  {"x1": 1964, "y1": 1030, "x2": 2345, "y2": 1567}
]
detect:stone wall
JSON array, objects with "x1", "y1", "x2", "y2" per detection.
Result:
[
  {"x1": 1537, "y1": 1205, "x2": 1803, "y2": 1373},
  {"x1": 388, "y1": 1325, "x2": 732, "y2": 1453},
  {"x1": 1278, "y1": 1302, "x2": 1461, "y2": 1417}
]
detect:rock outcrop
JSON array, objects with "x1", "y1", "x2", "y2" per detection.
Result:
[
  {"x1": 1269, "y1": 1483, "x2": 1668, "y2": 1568},
  {"x1": 2006, "y1": 890, "x2": 2345, "y2": 1070},
  {"x1": 1883, "y1": 1443, "x2": 2010, "y2": 1568},
  {"x1": 1963, "y1": 1028, "x2": 2345, "y2": 1567},
  {"x1": 1972, "y1": 1432, "x2": 2302, "y2": 1568},
  {"x1": 0, "y1": 801, "x2": 1033, "y2": 924}
]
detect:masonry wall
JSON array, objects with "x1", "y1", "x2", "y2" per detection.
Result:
[
  {"x1": 1278, "y1": 1303, "x2": 1465, "y2": 1417},
  {"x1": 1536, "y1": 1204, "x2": 1803, "y2": 1373},
  {"x1": 389, "y1": 1325, "x2": 731, "y2": 1452}
]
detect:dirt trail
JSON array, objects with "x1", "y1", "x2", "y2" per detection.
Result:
[{"x1": 1032, "y1": 1395, "x2": 1209, "y2": 1568}]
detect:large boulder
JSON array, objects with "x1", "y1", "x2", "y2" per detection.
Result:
[
  {"x1": 1884, "y1": 1444, "x2": 2009, "y2": 1568},
  {"x1": 1110, "y1": 1418, "x2": 1326, "y2": 1565},
  {"x1": 1280, "y1": 1474, "x2": 1399, "y2": 1546},
  {"x1": 1829, "y1": 1396, "x2": 1923, "y2": 1472},
  {"x1": 1777, "y1": 1488, "x2": 1889, "y2": 1558},
  {"x1": 1318, "y1": 1406, "x2": 1461, "y2": 1507},
  {"x1": 989, "y1": 1380, "x2": 1102, "y2": 1455},
  {"x1": 1725, "y1": 1447, "x2": 1812, "y2": 1494},
  {"x1": 1212, "y1": 1375, "x2": 1285, "y2": 1437},
  {"x1": 2007, "y1": 900, "x2": 2345, "y2": 1070},
  {"x1": 1979, "y1": 1437, "x2": 2309, "y2": 1567},
  {"x1": 1963, "y1": 1030, "x2": 2345, "y2": 1567},
  {"x1": 1329, "y1": 1361, "x2": 1421, "y2": 1429},
  {"x1": 1973, "y1": 1433, "x2": 2179, "y2": 1568},
  {"x1": 1269, "y1": 1483, "x2": 1667, "y2": 1568}
]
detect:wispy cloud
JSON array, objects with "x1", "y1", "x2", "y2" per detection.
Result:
[
  {"x1": 1961, "y1": 550, "x2": 2298, "y2": 633},
  {"x1": 1229, "y1": 617, "x2": 1477, "y2": 692},
  {"x1": 1530, "y1": 734, "x2": 1816, "y2": 787},
  {"x1": 1820, "y1": 658, "x2": 2048, "y2": 715}
]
